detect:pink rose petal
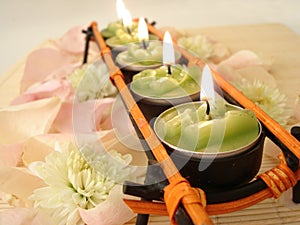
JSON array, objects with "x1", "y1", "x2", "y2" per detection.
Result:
[
  {"x1": 217, "y1": 50, "x2": 271, "y2": 70},
  {"x1": 100, "y1": 130, "x2": 147, "y2": 167},
  {"x1": 20, "y1": 48, "x2": 77, "y2": 92},
  {"x1": 11, "y1": 79, "x2": 74, "y2": 105},
  {"x1": 0, "y1": 166, "x2": 45, "y2": 201},
  {"x1": 0, "y1": 142, "x2": 23, "y2": 167},
  {"x1": 51, "y1": 101, "x2": 73, "y2": 133},
  {"x1": 22, "y1": 133, "x2": 74, "y2": 165},
  {"x1": 57, "y1": 25, "x2": 87, "y2": 55},
  {"x1": 45, "y1": 62, "x2": 80, "y2": 81},
  {"x1": 52, "y1": 98, "x2": 114, "y2": 133},
  {"x1": 78, "y1": 185, "x2": 135, "y2": 225},
  {"x1": 94, "y1": 98, "x2": 115, "y2": 130},
  {"x1": 0, "y1": 208, "x2": 55, "y2": 225},
  {"x1": 0, "y1": 97, "x2": 61, "y2": 144},
  {"x1": 215, "y1": 63, "x2": 241, "y2": 82}
]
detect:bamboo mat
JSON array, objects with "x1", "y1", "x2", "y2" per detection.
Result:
[{"x1": 1, "y1": 23, "x2": 300, "y2": 224}]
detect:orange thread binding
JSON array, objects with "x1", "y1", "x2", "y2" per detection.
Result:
[
  {"x1": 259, "y1": 154, "x2": 298, "y2": 198},
  {"x1": 164, "y1": 177, "x2": 207, "y2": 224}
]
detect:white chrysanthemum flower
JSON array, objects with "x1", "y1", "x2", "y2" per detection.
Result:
[
  {"x1": 29, "y1": 142, "x2": 134, "y2": 225},
  {"x1": 178, "y1": 35, "x2": 214, "y2": 60},
  {"x1": 68, "y1": 60, "x2": 117, "y2": 102},
  {"x1": 234, "y1": 79, "x2": 291, "y2": 126}
]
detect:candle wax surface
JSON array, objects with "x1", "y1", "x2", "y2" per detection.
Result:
[
  {"x1": 155, "y1": 102, "x2": 260, "y2": 153},
  {"x1": 117, "y1": 41, "x2": 163, "y2": 66},
  {"x1": 105, "y1": 22, "x2": 158, "y2": 47},
  {"x1": 116, "y1": 40, "x2": 181, "y2": 67},
  {"x1": 130, "y1": 65, "x2": 201, "y2": 98},
  {"x1": 101, "y1": 20, "x2": 137, "y2": 39}
]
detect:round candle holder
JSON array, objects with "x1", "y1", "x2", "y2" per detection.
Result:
[
  {"x1": 116, "y1": 41, "x2": 182, "y2": 83},
  {"x1": 100, "y1": 20, "x2": 132, "y2": 39},
  {"x1": 106, "y1": 34, "x2": 159, "y2": 54},
  {"x1": 153, "y1": 101, "x2": 265, "y2": 190},
  {"x1": 130, "y1": 65, "x2": 201, "y2": 121}
]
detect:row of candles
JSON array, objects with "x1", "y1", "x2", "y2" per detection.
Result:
[
  {"x1": 91, "y1": 4, "x2": 300, "y2": 223},
  {"x1": 114, "y1": 0, "x2": 212, "y2": 108},
  {"x1": 104, "y1": 0, "x2": 262, "y2": 157}
]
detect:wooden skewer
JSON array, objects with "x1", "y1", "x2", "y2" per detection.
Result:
[
  {"x1": 90, "y1": 21, "x2": 213, "y2": 225},
  {"x1": 147, "y1": 23, "x2": 300, "y2": 162}
]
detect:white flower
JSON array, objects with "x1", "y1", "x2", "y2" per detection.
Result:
[
  {"x1": 29, "y1": 142, "x2": 135, "y2": 225},
  {"x1": 68, "y1": 60, "x2": 117, "y2": 102},
  {"x1": 234, "y1": 79, "x2": 291, "y2": 126},
  {"x1": 178, "y1": 35, "x2": 214, "y2": 60}
]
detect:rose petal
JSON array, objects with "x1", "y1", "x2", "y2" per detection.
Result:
[
  {"x1": 0, "y1": 208, "x2": 55, "y2": 225},
  {"x1": 20, "y1": 48, "x2": 76, "y2": 92},
  {"x1": 0, "y1": 167, "x2": 45, "y2": 202},
  {"x1": 94, "y1": 98, "x2": 115, "y2": 130},
  {"x1": 22, "y1": 133, "x2": 74, "y2": 166},
  {"x1": 57, "y1": 25, "x2": 87, "y2": 55},
  {"x1": 78, "y1": 185, "x2": 135, "y2": 225},
  {"x1": 11, "y1": 79, "x2": 74, "y2": 105},
  {"x1": 0, "y1": 97, "x2": 61, "y2": 144},
  {"x1": 100, "y1": 130, "x2": 147, "y2": 168},
  {"x1": 210, "y1": 42, "x2": 231, "y2": 64},
  {"x1": 217, "y1": 50, "x2": 272, "y2": 71},
  {"x1": 0, "y1": 142, "x2": 23, "y2": 167},
  {"x1": 216, "y1": 64, "x2": 277, "y2": 88},
  {"x1": 235, "y1": 66, "x2": 277, "y2": 88},
  {"x1": 215, "y1": 63, "x2": 242, "y2": 82},
  {"x1": 52, "y1": 98, "x2": 115, "y2": 133}
]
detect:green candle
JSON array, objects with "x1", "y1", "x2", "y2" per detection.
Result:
[
  {"x1": 155, "y1": 102, "x2": 260, "y2": 153},
  {"x1": 116, "y1": 41, "x2": 183, "y2": 71},
  {"x1": 117, "y1": 40, "x2": 163, "y2": 66},
  {"x1": 100, "y1": 20, "x2": 125, "y2": 38},
  {"x1": 130, "y1": 65, "x2": 201, "y2": 98}
]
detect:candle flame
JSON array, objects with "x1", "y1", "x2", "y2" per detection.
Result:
[
  {"x1": 116, "y1": 0, "x2": 132, "y2": 28},
  {"x1": 122, "y1": 9, "x2": 132, "y2": 28},
  {"x1": 138, "y1": 17, "x2": 149, "y2": 42},
  {"x1": 163, "y1": 31, "x2": 175, "y2": 65},
  {"x1": 201, "y1": 64, "x2": 216, "y2": 106},
  {"x1": 116, "y1": 0, "x2": 126, "y2": 20}
]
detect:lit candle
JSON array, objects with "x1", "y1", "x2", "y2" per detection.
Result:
[
  {"x1": 122, "y1": 8, "x2": 133, "y2": 34},
  {"x1": 102, "y1": 0, "x2": 137, "y2": 40},
  {"x1": 138, "y1": 17, "x2": 149, "y2": 49},
  {"x1": 155, "y1": 64, "x2": 260, "y2": 152},
  {"x1": 116, "y1": 0, "x2": 126, "y2": 20},
  {"x1": 163, "y1": 31, "x2": 175, "y2": 75},
  {"x1": 200, "y1": 64, "x2": 216, "y2": 118},
  {"x1": 116, "y1": 31, "x2": 181, "y2": 72}
]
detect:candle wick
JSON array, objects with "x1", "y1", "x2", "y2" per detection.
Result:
[
  {"x1": 126, "y1": 27, "x2": 132, "y2": 35},
  {"x1": 167, "y1": 64, "x2": 172, "y2": 75},
  {"x1": 204, "y1": 99, "x2": 210, "y2": 115},
  {"x1": 142, "y1": 40, "x2": 147, "y2": 49}
]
